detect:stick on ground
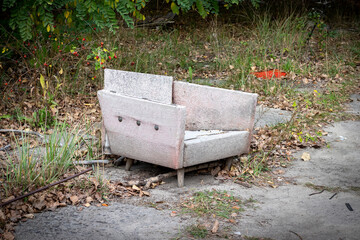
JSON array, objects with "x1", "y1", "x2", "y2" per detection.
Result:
[
  {"x1": 0, "y1": 167, "x2": 92, "y2": 207},
  {"x1": 122, "y1": 161, "x2": 222, "y2": 189}
]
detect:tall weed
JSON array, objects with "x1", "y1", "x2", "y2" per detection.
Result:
[{"x1": 3, "y1": 122, "x2": 88, "y2": 195}]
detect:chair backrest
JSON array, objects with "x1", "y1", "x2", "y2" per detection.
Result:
[
  {"x1": 104, "y1": 69, "x2": 173, "y2": 104},
  {"x1": 98, "y1": 90, "x2": 186, "y2": 169},
  {"x1": 173, "y1": 81, "x2": 258, "y2": 131}
]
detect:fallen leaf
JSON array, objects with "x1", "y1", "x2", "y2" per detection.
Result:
[
  {"x1": 3, "y1": 231, "x2": 14, "y2": 240},
  {"x1": 47, "y1": 201, "x2": 60, "y2": 211},
  {"x1": 57, "y1": 192, "x2": 65, "y2": 202},
  {"x1": 170, "y1": 211, "x2": 177, "y2": 217},
  {"x1": 33, "y1": 195, "x2": 46, "y2": 210},
  {"x1": 0, "y1": 209, "x2": 6, "y2": 221},
  {"x1": 301, "y1": 152, "x2": 311, "y2": 161},
  {"x1": 142, "y1": 191, "x2": 150, "y2": 196},
  {"x1": 101, "y1": 203, "x2": 108, "y2": 207},
  {"x1": 23, "y1": 214, "x2": 34, "y2": 219},
  {"x1": 229, "y1": 219, "x2": 236, "y2": 223},
  {"x1": 94, "y1": 192, "x2": 102, "y2": 201},
  {"x1": 211, "y1": 220, "x2": 219, "y2": 233},
  {"x1": 229, "y1": 65, "x2": 234, "y2": 70},
  {"x1": 70, "y1": 195, "x2": 79, "y2": 205},
  {"x1": 132, "y1": 185, "x2": 141, "y2": 191},
  {"x1": 85, "y1": 196, "x2": 93, "y2": 203},
  {"x1": 232, "y1": 206, "x2": 241, "y2": 210},
  {"x1": 273, "y1": 169, "x2": 285, "y2": 175},
  {"x1": 84, "y1": 203, "x2": 91, "y2": 207},
  {"x1": 2, "y1": 195, "x2": 15, "y2": 203}
]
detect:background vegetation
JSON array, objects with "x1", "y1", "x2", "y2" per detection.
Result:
[{"x1": 0, "y1": 0, "x2": 359, "y2": 200}]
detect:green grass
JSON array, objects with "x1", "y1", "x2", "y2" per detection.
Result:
[
  {"x1": 237, "y1": 154, "x2": 270, "y2": 180},
  {"x1": 2, "y1": 122, "x2": 97, "y2": 196},
  {"x1": 186, "y1": 224, "x2": 208, "y2": 239},
  {"x1": 181, "y1": 190, "x2": 244, "y2": 219}
]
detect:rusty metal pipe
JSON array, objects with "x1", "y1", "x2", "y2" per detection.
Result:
[{"x1": 0, "y1": 167, "x2": 92, "y2": 208}]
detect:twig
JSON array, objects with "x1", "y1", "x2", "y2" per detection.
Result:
[
  {"x1": 329, "y1": 193, "x2": 337, "y2": 200},
  {"x1": 289, "y1": 230, "x2": 303, "y2": 240},
  {"x1": 345, "y1": 203, "x2": 354, "y2": 211},
  {"x1": 309, "y1": 189, "x2": 325, "y2": 196},
  {"x1": 0, "y1": 144, "x2": 11, "y2": 152},
  {"x1": 135, "y1": 21, "x2": 174, "y2": 28},
  {"x1": 235, "y1": 180, "x2": 252, "y2": 188},
  {"x1": 0, "y1": 167, "x2": 92, "y2": 208},
  {"x1": 0, "y1": 129, "x2": 44, "y2": 139},
  {"x1": 122, "y1": 161, "x2": 221, "y2": 188}
]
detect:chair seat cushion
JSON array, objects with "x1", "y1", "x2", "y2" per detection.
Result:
[{"x1": 183, "y1": 130, "x2": 250, "y2": 167}]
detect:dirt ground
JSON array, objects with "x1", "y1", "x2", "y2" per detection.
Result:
[{"x1": 14, "y1": 96, "x2": 360, "y2": 240}]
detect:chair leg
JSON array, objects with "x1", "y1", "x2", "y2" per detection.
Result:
[
  {"x1": 125, "y1": 159, "x2": 134, "y2": 171},
  {"x1": 177, "y1": 168, "x2": 185, "y2": 187},
  {"x1": 224, "y1": 158, "x2": 233, "y2": 171}
]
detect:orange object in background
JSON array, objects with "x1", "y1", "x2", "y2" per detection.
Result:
[{"x1": 250, "y1": 69, "x2": 286, "y2": 79}]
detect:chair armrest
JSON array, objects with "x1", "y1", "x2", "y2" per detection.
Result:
[
  {"x1": 173, "y1": 81, "x2": 258, "y2": 131},
  {"x1": 98, "y1": 90, "x2": 186, "y2": 169}
]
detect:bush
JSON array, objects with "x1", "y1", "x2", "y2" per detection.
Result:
[
  {"x1": 1, "y1": 0, "x2": 261, "y2": 41},
  {"x1": 1, "y1": 0, "x2": 142, "y2": 41}
]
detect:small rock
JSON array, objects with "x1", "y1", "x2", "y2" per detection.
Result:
[{"x1": 301, "y1": 152, "x2": 311, "y2": 161}]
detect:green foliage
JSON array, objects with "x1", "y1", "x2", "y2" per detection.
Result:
[
  {"x1": 171, "y1": 0, "x2": 260, "y2": 18},
  {"x1": 1, "y1": 0, "x2": 261, "y2": 41},
  {"x1": 32, "y1": 107, "x2": 55, "y2": 129},
  {"x1": 87, "y1": 45, "x2": 117, "y2": 71},
  {"x1": 2, "y1": 0, "x2": 148, "y2": 41}
]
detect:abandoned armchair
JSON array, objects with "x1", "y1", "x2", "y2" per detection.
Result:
[{"x1": 98, "y1": 69, "x2": 258, "y2": 187}]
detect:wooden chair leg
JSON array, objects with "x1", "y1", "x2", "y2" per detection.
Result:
[
  {"x1": 177, "y1": 168, "x2": 185, "y2": 187},
  {"x1": 224, "y1": 158, "x2": 233, "y2": 171},
  {"x1": 125, "y1": 159, "x2": 134, "y2": 171}
]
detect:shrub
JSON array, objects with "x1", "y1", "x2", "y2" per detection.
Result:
[{"x1": 1, "y1": 0, "x2": 261, "y2": 41}]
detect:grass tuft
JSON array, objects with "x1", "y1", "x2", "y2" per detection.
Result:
[
  {"x1": 181, "y1": 190, "x2": 244, "y2": 219},
  {"x1": 2, "y1": 122, "x2": 96, "y2": 196}
]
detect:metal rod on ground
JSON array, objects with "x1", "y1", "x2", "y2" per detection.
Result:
[
  {"x1": 122, "y1": 161, "x2": 222, "y2": 188},
  {"x1": 0, "y1": 167, "x2": 93, "y2": 208},
  {"x1": 73, "y1": 160, "x2": 110, "y2": 165},
  {"x1": 0, "y1": 129, "x2": 44, "y2": 139}
]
